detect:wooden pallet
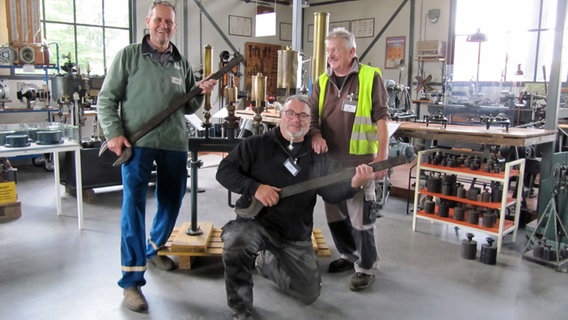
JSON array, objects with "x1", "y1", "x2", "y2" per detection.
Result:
[{"x1": 158, "y1": 222, "x2": 331, "y2": 270}]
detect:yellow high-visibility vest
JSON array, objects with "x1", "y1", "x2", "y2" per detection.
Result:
[{"x1": 318, "y1": 64, "x2": 381, "y2": 155}]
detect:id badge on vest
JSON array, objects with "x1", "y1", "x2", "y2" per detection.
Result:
[
  {"x1": 341, "y1": 93, "x2": 357, "y2": 113},
  {"x1": 284, "y1": 157, "x2": 301, "y2": 176}
]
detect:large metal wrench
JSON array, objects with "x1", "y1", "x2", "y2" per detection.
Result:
[{"x1": 98, "y1": 53, "x2": 245, "y2": 166}]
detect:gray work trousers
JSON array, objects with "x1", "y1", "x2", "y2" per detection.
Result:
[
  {"x1": 325, "y1": 190, "x2": 380, "y2": 273},
  {"x1": 221, "y1": 219, "x2": 322, "y2": 312}
]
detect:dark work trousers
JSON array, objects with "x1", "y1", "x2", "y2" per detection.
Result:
[
  {"x1": 325, "y1": 190, "x2": 379, "y2": 274},
  {"x1": 221, "y1": 219, "x2": 322, "y2": 312}
]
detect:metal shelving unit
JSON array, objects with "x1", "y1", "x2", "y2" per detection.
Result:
[{"x1": 412, "y1": 148, "x2": 525, "y2": 252}]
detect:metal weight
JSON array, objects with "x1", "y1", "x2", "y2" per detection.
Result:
[
  {"x1": 480, "y1": 237, "x2": 497, "y2": 265},
  {"x1": 468, "y1": 208, "x2": 480, "y2": 225},
  {"x1": 426, "y1": 173, "x2": 442, "y2": 193},
  {"x1": 482, "y1": 210, "x2": 496, "y2": 228},
  {"x1": 424, "y1": 196, "x2": 435, "y2": 214},
  {"x1": 491, "y1": 182, "x2": 503, "y2": 202},
  {"x1": 457, "y1": 184, "x2": 466, "y2": 198},
  {"x1": 437, "y1": 201, "x2": 449, "y2": 217},
  {"x1": 480, "y1": 188, "x2": 491, "y2": 202},
  {"x1": 453, "y1": 205, "x2": 465, "y2": 221},
  {"x1": 462, "y1": 233, "x2": 477, "y2": 260}
]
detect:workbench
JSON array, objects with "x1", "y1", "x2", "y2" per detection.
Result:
[
  {"x1": 395, "y1": 121, "x2": 556, "y2": 147},
  {"x1": 235, "y1": 109, "x2": 281, "y2": 125},
  {"x1": 0, "y1": 140, "x2": 84, "y2": 229}
]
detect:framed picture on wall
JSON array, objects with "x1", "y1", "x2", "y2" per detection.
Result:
[
  {"x1": 228, "y1": 15, "x2": 252, "y2": 37},
  {"x1": 307, "y1": 24, "x2": 314, "y2": 42},
  {"x1": 351, "y1": 18, "x2": 374, "y2": 38},
  {"x1": 329, "y1": 20, "x2": 350, "y2": 32},
  {"x1": 385, "y1": 36, "x2": 406, "y2": 69},
  {"x1": 280, "y1": 22, "x2": 292, "y2": 41}
]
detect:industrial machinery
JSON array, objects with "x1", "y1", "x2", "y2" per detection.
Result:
[
  {"x1": 50, "y1": 53, "x2": 98, "y2": 143},
  {"x1": 0, "y1": 80, "x2": 10, "y2": 109},
  {"x1": 15, "y1": 82, "x2": 49, "y2": 109}
]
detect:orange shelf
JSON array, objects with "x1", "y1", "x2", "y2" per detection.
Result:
[
  {"x1": 419, "y1": 188, "x2": 516, "y2": 210},
  {"x1": 416, "y1": 210, "x2": 515, "y2": 234},
  {"x1": 421, "y1": 162, "x2": 519, "y2": 180}
]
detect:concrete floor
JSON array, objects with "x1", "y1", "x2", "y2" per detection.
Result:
[{"x1": 1, "y1": 155, "x2": 567, "y2": 320}]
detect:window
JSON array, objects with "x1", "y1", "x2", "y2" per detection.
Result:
[
  {"x1": 453, "y1": 0, "x2": 564, "y2": 84},
  {"x1": 40, "y1": 0, "x2": 131, "y2": 76}
]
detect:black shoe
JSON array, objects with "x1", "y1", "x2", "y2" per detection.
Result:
[
  {"x1": 328, "y1": 258, "x2": 354, "y2": 273},
  {"x1": 349, "y1": 272, "x2": 375, "y2": 291}
]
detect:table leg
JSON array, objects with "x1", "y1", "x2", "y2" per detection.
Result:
[
  {"x1": 53, "y1": 151, "x2": 62, "y2": 216},
  {"x1": 74, "y1": 148, "x2": 84, "y2": 229}
]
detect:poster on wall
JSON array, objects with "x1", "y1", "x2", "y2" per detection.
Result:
[{"x1": 385, "y1": 36, "x2": 406, "y2": 69}]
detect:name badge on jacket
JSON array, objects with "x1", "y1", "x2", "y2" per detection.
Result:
[
  {"x1": 284, "y1": 158, "x2": 300, "y2": 176},
  {"x1": 171, "y1": 76, "x2": 182, "y2": 86},
  {"x1": 341, "y1": 93, "x2": 357, "y2": 113}
]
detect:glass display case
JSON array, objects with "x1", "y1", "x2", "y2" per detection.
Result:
[{"x1": 0, "y1": 122, "x2": 80, "y2": 145}]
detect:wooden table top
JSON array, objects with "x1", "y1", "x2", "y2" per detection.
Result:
[
  {"x1": 235, "y1": 109, "x2": 281, "y2": 125},
  {"x1": 395, "y1": 121, "x2": 557, "y2": 147}
]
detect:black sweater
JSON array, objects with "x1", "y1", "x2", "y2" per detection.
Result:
[{"x1": 216, "y1": 127, "x2": 358, "y2": 241}]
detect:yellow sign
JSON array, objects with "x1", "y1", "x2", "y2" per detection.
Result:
[{"x1": 0, "y1": 181, "x2": 17, "y2": 204}]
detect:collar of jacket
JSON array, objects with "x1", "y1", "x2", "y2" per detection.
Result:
[{"x1": 141, "y1": 34, "x2": 183, "y2": 62}]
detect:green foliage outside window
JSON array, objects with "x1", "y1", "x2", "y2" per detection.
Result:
[{"x1": 41, "y1": 0, "x2": 131, "y2": 76}]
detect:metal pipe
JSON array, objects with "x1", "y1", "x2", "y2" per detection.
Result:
[{"x1": 186, "y1": 150, "x2": 203, "y2": 235}]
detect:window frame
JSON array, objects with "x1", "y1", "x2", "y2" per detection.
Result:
[{"x1": 9, "y1": 0, "x2": 132, "y2": 78}]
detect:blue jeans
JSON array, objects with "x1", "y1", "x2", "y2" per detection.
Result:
[{"x1": 117, "y1": 147, "x2": 187, "y2": 289}]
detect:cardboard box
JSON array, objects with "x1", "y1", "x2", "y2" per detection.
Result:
[
  {"x1": 0, "y1": 201, "x2": 22, "y2": 222},
  {"x1": 0, "y1": 181, "x2": 17, "y2": 204}
]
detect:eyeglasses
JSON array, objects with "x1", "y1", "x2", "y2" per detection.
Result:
[{"x1": 283, "y1": 110, "x2": 310, "y2": 121}]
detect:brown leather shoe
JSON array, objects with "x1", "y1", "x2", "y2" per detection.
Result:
[
  {"x1": 123, "y1": 286, "x2": 148, "y2": 312},
  {"x1": 148, "y1": 255, "x2": 176, "y2": 271}
]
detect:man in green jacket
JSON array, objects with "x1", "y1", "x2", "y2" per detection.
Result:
[{"x1": 97, "y1": 1, "x2": 216, "y2": 312}]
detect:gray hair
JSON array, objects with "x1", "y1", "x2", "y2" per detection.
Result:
[
  {"x1": 282, "y1": 95, "x2": 311, "y2": 113},
  {"x1": 326, "y1": 27, "x2": 356, "y2": 50},
  {"x1": 149, "y1": 1, "x2": 176, "y2": 16}
]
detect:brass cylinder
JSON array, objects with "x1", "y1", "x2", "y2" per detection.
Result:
[
  {"x1": 311, "y1": 12, "x2": 329, "y2": 83},
  {"x1": 277, "y1": 47, "x2": 300, "y2": 90},
  {"x1": 251, "y1": 73, "x2": 267, "y2": 104},
  {"x1": 224, "y1": 77, "x2": 238, "y2": 103},
  {"x1": 203, "y1": 45, "x2": 213, "y2": 78},
  {"x1": 203, "y1": 45, "x2": 213, "y2": 110}
]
